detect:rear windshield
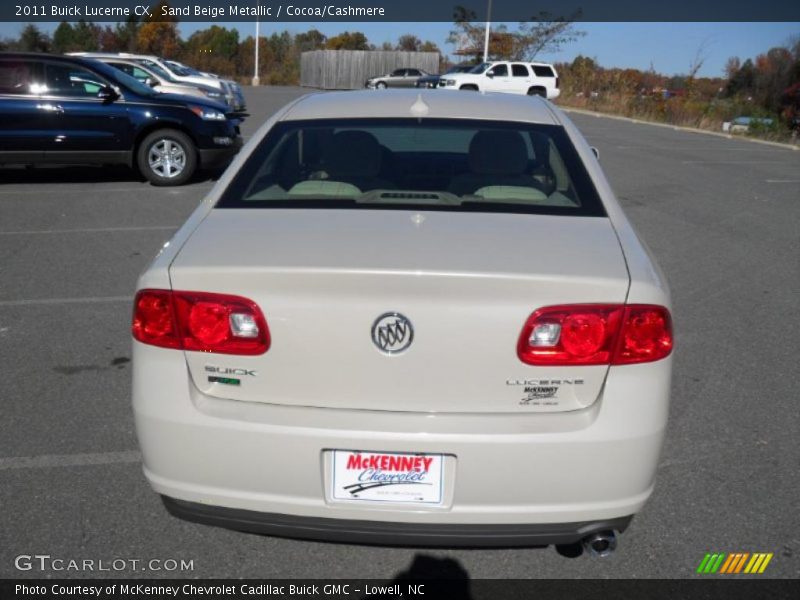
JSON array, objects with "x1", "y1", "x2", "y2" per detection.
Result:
[{"x1": 216, "y1": 118, "x2": 605, "y2": 217}]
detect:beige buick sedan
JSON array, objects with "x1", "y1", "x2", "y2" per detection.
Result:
[{"x1": 132, "y1": 90, "x2": 673, "y2": 557}]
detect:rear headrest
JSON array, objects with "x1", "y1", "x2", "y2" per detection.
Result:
[
  {"x1": 325, "y1": 131, "x2": 382, "y2": 178},
  {"x1": 468, "y1": 130, "x2": 528, "y2": 175}
]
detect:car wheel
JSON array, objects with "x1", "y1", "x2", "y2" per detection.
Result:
[
  {"x1": 527, "y1": 87, "x2": 547, "y2": 97},
  {"x1": 460, "y1": 84, "x2": 479, "y2": 91},
  {"x1": 137, "y1": 129, "x2": 197, "y2": 186},
  {"x1": 376, "y1": 81, "x2": 388, "y2": 90}
]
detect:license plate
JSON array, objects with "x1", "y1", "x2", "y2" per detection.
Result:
[{"x1": 331, "y1": 450, "x2": 444, "y2": 505}]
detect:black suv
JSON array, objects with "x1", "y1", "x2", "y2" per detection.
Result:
[{"x1": 0, "y1": 53, "x2": 242, "y2": 185}]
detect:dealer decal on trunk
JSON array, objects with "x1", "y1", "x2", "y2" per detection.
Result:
[{"x1": 507, "y1": 378, "x2": 585, "y2": 406}]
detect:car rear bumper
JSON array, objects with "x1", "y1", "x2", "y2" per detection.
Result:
[
  {"x1": 133, "y1": 343, "x2": 670, "y2": 540},
  {"x1": 162, "y1": 496, "x2": 633, "y2": 547}
]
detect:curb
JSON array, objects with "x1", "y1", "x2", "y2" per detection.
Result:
[{"x1": 560, "y1": 107, "x2": 800, "y2": 152}]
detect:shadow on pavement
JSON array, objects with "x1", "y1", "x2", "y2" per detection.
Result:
[{"x1": 381, "y1": 554, "x2": 474, "y2": 600}]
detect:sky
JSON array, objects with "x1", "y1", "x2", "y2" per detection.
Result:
[{"x1": 1, "y1": 21, "x2": 797, "y2": 77}]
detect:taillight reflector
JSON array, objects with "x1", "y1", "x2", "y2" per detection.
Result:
[
  {"x1": 132, "y1": 289, "x2": 270, "y2": 355},
  {"x1": 517, "y1": 304, "x2": 672, "y2": 366}
]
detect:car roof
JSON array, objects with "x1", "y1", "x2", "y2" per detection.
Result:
[
  {"x1": 1, "y1": 52, "x2": 86, "y2": 62},
  {"x1": 94, "y1": 57, "x2": 141, "y2": 64},
  {"x1": 0, "y1": 53, "x2": 108, "y2": 71},
  {"x1": 68, "y1": 52, "x2": 161, "y2": 61},
  {"x1": 283, "y1": 89, "x2": 560, "y2": 125}
]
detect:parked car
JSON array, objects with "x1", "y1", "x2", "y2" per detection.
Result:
[
  {"x1": 365, "y1": 68, "x2": 429, "y2": 89},
  {"x1": 441, "y1": 61, "x2": 561, "y2": 98},
  {"x1": 69, "y1": 52, "x2": 238, "y2": 111},
  {"x1": 0, "y1": 53, "x2": 242, "y2": 185},
  {"x1": 132, "y1": 89, "x2": 673, "y2": 554},
  {"x1": 95, "y1": 57, "x2": 229, "y2": 107},
  {"x1": 723, "y1": 116, "x2": 776, "y2": 133},
  {"x1": 414, "y1": 64, "x2": 475, "y2": 89},
  {"x1": 165, "y1": 60, "x2": 246, "y2": 112}
]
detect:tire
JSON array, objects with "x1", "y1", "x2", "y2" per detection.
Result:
[
  {"x1": 137, "y1": 129, "x2": 197, "y2": 186},
  {"x1": 460, "y1": 84, "x2": 479, "y2": 91},
  {"x1": 376, "y1": 81, "x2": 387, "y2": 90},
  {"x1": 527, "y1": 87, "x2": 547, "y2": 97}
]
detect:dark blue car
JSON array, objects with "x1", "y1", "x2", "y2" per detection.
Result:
[{"x1": 0, "y1": 53, "x2": 243, "y2": 185}]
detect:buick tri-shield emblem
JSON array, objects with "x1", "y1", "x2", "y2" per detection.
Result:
[{"x1": 371, "y1": 313, "x2": 414, "y2": 354}]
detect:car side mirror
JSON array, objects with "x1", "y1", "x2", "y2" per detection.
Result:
[
  {"x1": 97, "y1": 85, "x2": 119, "y2": 102},
  {"x1": 591, "y1": 146, "x2": 600, "y2": 160},
  {"x1": 144, "y1": 77, "x2": 158, "y2": 88},
  {"x1": 486, "y1": 71, "x2": 495, "y2": 78}
]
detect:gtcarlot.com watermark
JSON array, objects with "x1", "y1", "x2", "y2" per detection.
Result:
[{"x1": 14, "y1": 554, "x2": 194, "y2": 572}]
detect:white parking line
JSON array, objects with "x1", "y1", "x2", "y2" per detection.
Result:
[
  {"x1": 765, "y1": 179, "x2": 800, "y2": 183},
  {"x1": 681, "y1": 160, "x2": 777, "y2": 164},
  {"x1": 0, "y1": 187, "x2": 150, "y2": 196},
  {"x1": 616, "y1": 145, "x2": 777, "y2": 152},
  {"x1": 0, "y1": 450, "x2": 141, "y2": 471},
  {"x1": 0, "y1": 185, "x2": 211, "y2": 196},
  {"x1": 0, "y1": 225, "x2": 178, "y2": 236},
  {"x1": 0, "y1": 296, "x2": 132, "y2": 307}
]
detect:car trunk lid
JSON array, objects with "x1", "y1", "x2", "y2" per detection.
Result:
[{"x1": 169, "y1": 209, "x2": 629, "y2": 413}]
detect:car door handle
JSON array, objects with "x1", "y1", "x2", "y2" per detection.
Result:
[{"x1": 37, "y1": 103, "x2": 64, "y2": 113}]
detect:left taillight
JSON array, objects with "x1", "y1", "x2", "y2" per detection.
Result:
[{"x1": 132, "y1": 289, "x2": 270, "y2": 355}]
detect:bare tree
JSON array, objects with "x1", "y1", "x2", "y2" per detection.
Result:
[
  {"x1": 688, "y1": 38, "x2": 713, "y2": 79},
  {"x1": 448, "y1": 5, "x2": 583, "y2": 62},
  {"x1": 513, "y1": 10, "x2": 585, "y2": 60}
]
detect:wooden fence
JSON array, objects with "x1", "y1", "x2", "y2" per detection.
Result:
[{"x1": 300, "y1": 50, "x2": 440, "y2": 90}]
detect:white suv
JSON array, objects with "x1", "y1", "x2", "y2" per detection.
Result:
[{"x1": 441, "y1": 61, "x2": 560, "y2": 98}]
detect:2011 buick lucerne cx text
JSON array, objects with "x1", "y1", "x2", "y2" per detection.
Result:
[{"x1": 132, "y1": 90, "x2": 673, "y2": 556}]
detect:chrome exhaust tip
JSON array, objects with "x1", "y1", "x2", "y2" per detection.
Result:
[{"x1": 582, "y1": 531, "x2": 617, "y2": 558}]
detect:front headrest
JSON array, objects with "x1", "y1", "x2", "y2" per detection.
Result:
[
  {"x1": 468, "y1": 130, "x2": 529, "y2": 175},
  {"x1": 325, "y1": 131, "x2": 382, "y2": 178}
]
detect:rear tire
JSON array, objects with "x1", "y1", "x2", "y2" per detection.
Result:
[
  {"x1": 527, "y1": 87, "x2": 547, "y2": 97},
  {"x1": 137, "y1": 129, "x2": 196, "y2": 186},
  {"x1": 460, "y1": 84, "x2": 479, "y2": 91}
]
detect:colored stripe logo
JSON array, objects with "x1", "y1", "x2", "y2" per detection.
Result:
[{"x1": 697, "y1": 552, "x2": 773, "y2": 574}]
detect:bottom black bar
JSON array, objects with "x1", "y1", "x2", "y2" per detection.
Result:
[{"x1": 2, "y1": 579, "x2": 799, "y2": 600}]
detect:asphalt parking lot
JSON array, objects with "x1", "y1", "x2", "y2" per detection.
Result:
[{"x1": 1, "y1": 86, "x2": 798, "y2": 579}]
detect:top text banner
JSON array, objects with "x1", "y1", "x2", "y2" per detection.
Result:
[{"x1": 4, "y1": 0, "x2": 800, "y2": 22}]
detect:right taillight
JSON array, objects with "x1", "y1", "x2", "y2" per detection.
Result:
[
  {"x1": 613, "y1": 305, "x2": 673, "y2": 365},
  {"x1": 132, "y1": 289, "x2": 270, "y2": 355},
  {"x1": 517, "y1": 304, "x2": 672, "y2": 366}
]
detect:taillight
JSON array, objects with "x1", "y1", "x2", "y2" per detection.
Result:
[
  {"x1": 614, "y1": 305, "x2": 673, "y2": 365},
  {"x1": 132, "y1": 289, "x2": 180, "y2": 349},
  {"x1": 517, "y1": 304, "x2": 672, "y2": 366},
  {"x1": 132, "y1": 289, "x2": 270, "y2": 355}
]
